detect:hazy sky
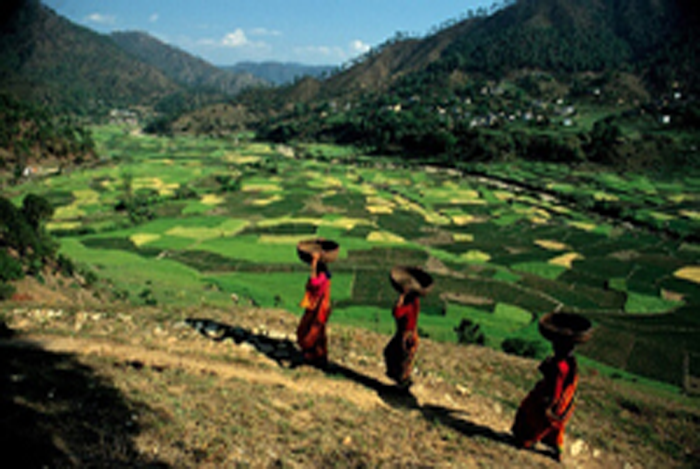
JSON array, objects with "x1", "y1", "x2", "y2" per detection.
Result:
[{"x1": 42, "y1": 0, "x2": 498, "y2": 66}]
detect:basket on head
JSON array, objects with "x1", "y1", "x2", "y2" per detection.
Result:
[
  {"x1": 538, "y1": 311, "x2": 593, "y2": 345},
  {"x1": 296, "y1": 238, "x2": 339, "y2": 264},
  {"x1": 390, "y1": 266, "x2": 434, "y2": 296}
]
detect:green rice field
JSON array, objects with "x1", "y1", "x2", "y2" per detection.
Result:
[{"x1": 6, "y1": 125, "x2": 700, "y2": 390}]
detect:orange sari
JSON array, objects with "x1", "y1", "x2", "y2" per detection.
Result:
[
  {"x1": 512, "y1": 355, "x2": 578, "y2": 453},
  {"x1": 297, "y1": 273, "x2": 331, "y2": 364}
]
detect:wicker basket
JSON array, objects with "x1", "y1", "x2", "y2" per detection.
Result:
[
  {"x1": 296, "y1": 238, "x2": 339, "y2": 264},
  {"x1": 538, "y1": 312, "x2": 593, "y2": 344},
  {"x1": 390, "y1": 266, "x2": 434, "y2": 296}
]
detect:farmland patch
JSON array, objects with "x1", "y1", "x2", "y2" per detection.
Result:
[{"x1": 33, "y1": 130, "x2": 700, "y2": 388}]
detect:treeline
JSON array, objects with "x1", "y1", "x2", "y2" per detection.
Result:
[
  {"x1": 0, "y1": 94, "x2": 95, "y2": 174},
  {"x1": 258, "y1": 108, "x2": 696, "y2": 172},
  {"x1": 254, "y1": 73, "x2": 699, "y2": 174}
]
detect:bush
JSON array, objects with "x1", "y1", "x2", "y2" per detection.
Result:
[
  {"x1": 22, "y1": 193, "x2": 54, "y2": 230},
  {"x1": 0, "y1": 281, "x2": 16, "y2": 300},
  {"x1": 0, "y1": 250, "x2": 24, "y2": 281},
  {"x1": 501, "y1": 337, "x2": 545, "y2": 358},
  {"x1": 56, "y1": 254, "x2": 75, "y2": 276},
  {"x1": 78, "y1": 266, "x2": 98, "y2": 287},
  {"x1": 454, "y1": 319, "x2": 486, "y2": 345}
]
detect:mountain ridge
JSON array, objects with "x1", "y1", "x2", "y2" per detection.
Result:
[
  {"x1": 221, "y1": 61, "x2": 336, "y2": 86},
  {"x1": 0, "y1": 0, "x2": 182, "y2": 113},
  {"x1": 110, "y1": 31, "x2": 266, "y2": 96}
]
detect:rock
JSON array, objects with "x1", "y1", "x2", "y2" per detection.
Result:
[
  {"x1": 493, "y1": 403, "x2": 502, "y2": 415},
  {"x1": 570, "y1": 439, "x2": 587, "y2": 457},
  {"x1": 238, "y1": 342, "x2": 256, "y2": 353},
  {"x1": 593, "y1": 449, "x2": 601, "y2": 458},
  {"x1": 267, "y1": 330, "x2": 288, "y2": 341},
  {"x1": 456, "y1": 384, "x2": 471, "y2": 396}
]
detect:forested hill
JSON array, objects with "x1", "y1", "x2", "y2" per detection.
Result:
[
  {"x1": 110, "y1": 31, "x2": 266, "y2": 96},
  {"x1": 254, "y1": 0, "x2": 699, "y2": 106},
  {"x1": 211, "y1": 0, "x2": 699, "y2": 174},
  {"x1": 430, "y1": 0, "x2": 699, "y2": 92},
  {"x1": 0, "y1": 0, "x2": 181, "y2": 114}
]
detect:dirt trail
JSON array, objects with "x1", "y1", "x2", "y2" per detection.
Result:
[
  {"x1": 0, "y1": 334, "x2": 385, "y2": 411},
  {"x1": 3, "y1": 304, "x2": 692, "y2": 468},
  {"x1": 0, "y1": 329, "x2": 624, "y2": 468}
]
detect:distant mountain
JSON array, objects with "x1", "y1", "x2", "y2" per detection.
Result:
[
  {"x1": 221, "y1": 62, "x2": 336, "y2": 86},
  {"x1": 0, "y1": 0, "x2": 182, "y2": 113},
  {"x1": 111, "y1": 31, "x2": 267, "y2": 96}
]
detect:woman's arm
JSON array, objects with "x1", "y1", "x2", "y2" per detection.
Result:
[{"x1": 310, "y1": 251, "x2": 320, "y2": 279}]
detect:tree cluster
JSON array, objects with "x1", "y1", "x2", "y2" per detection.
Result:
[
  {"x1": 0, "y1": 94, "x2": 95, "y2": 174},
  {"x1": 0, "y1": 193, "x2": 58, "y2": 299}
]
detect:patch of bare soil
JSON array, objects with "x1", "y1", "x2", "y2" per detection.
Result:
[{"x1": 1, "y1": 302, "x2": 698, "y2": 468}]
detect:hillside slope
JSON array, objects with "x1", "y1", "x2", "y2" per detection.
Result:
[
  {"x1": 256, "y1": 0, "x2": 698, "y2": 107},
  {"x1": 110, "y1": 31, "x2": 266, "y2": 96},
  {"x1": 0, "y1": 0, "x2": 181, "y2": 112},
  {"x1": 1, "y1": 282, "x2": 697, "y2": 467}
]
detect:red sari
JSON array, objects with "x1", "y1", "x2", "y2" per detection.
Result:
[
  {"x1": 512, "y1": 355, "x2": 578, "y2": 455},
  {"x1": 384, "y1": 297, "x2": 420, "y2": 386},
  {"x1": 297, "y1": 272, "x2": 331, "y2": 364}
]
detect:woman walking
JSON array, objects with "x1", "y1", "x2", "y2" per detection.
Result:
[
  {"x1": 296, "y1": 240, "x2": 337, "y2": 368},
  {"x1": 384, "y1": 266, "x2": 433, "y2": 390},
  {"x1": 511, "y1": 311, "x2": 592, "y2": 462}
]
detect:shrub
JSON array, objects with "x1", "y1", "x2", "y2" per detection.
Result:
[
  {"x1": 79, "y1": 267, "x2": 98, "y2": 287},
  {"x1": 0, "y1": 281, "x2": 16, "y2": 300},
  {"x1": 501, "y1": 337, "x2": 545, "y2": 358},
  {"x1": 22, "y1": 193, "x2": 54, "y2": 230},
  {"x1": 454, "y1": 319, "x2": 486, "y2": 345},
  {"x1": 138, "y1": 288, "x2": 157, "y2": 306},
  {"x1": 0, "y1": 196, "x2": 36, "y2": 255},
  {"x1": 174, "y1": 184, "x2": 197, "y2": 200},
  {"x1": 0, "y1": 250, "x2": 24, "y2": 281},
  {"x1": 56, "y1": 254, "x2": 75, "y2": 276}
]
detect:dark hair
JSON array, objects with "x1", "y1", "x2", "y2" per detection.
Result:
[
  {"x1": 317, "y1": 261, "x2": 332, "y2": 279},
  {"x1": 404, "y1": 290, "x2": 419, "y2": 304}
]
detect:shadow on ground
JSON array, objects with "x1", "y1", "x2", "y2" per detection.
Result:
[
  {"x1": 0, "y1": 323, "x2": 167, "y2": 467},
  {"x1": 186, "y1": 317, "x2": 557, "y2": 459},
  {"x1": 186, "y1": 317, "x2": 303, "y2": 367}
]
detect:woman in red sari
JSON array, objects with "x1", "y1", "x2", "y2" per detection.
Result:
[
  {"x1": 511, "y1": 339, "x2": 579, "y2": 462},
  {"x1": 383, "y1": 288, "x2": 420, "y2": 389},
  {"x1": 297, "y1": 251, "x2": 332, "y2": 368}
]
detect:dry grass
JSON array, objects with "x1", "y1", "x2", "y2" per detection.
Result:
[{"x1": 1, "y1": 294, "x2": 698, "y2": 468}]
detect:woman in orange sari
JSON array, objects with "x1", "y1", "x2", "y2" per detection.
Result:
[
  {"x1": 297, "y1": 251, "x2": 332, "y2": 368},
  {"x1": 383, "y1": 289, "x2": 420, "y2": 389},
  {"x1": 511, "y1": 339, "x2": 578, "y2": 462}
]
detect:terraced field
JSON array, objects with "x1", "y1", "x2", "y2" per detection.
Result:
[{"x1": 8, "y1": 126, "x2": 700, "y2": 389}]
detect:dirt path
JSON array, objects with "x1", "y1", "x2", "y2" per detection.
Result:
[
  {"x1": 0, "y1": 326, "x2": 631, "y2": 468},
  {"x1": 0, "y1": 334, "x2": 385, "y2": 411},
  {"x1": 4, "y1": 303, "x2": 692, "y2": 468}
]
